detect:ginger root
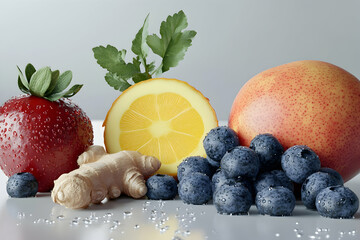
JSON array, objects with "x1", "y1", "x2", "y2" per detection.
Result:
[{"x1": 51, "y1": 145, "x2": 161, "y2": 209}]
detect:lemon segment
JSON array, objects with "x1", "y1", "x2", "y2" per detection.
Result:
[{"x1": 104, "y1": 78, "x2": 218, "y2": 176}]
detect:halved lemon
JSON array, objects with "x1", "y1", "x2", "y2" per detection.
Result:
[{"x1": 103, "y1": 78, "x2": 218, "y2": 176}]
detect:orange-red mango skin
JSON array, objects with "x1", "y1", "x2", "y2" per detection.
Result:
[{"x1": 228, "y1": 60, "x2": 360, "y2": 182}]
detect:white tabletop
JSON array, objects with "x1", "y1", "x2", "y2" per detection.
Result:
[{"x1": 0, "y1": 121, "x2": 359, "y2": 240}]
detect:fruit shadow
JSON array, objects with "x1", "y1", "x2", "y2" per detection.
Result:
[{"x1": 84, "y1": 196, "x2": 145, "y2": 211}]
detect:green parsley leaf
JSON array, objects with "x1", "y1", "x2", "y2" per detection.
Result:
[
  {"x1": 132, "y1": 14, "x2": 150, "y2": 59},
  {"x1": 93, "y1": 10, "x2": 196, "y2": 92},
  {"x1": 105, "y1": 72, "x2": 132, "y2": 91},
  {"x1": 93, "y1": 45, "x2": 139, "y2": 80},
  {"x1": 147, "y1": 10, "x2": 196, "y2": 73}
]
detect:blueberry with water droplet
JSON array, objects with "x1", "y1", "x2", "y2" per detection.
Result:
[
  {"x1": 221, "y1": 146, "x2": 260, "y2": 180},
  {"x1": 254, "y1": 170, "x2": 294, "y2": 194},
  {"x1": 281, "y1": 145, "x2": 320, "y2": 184},
  {"x1": 146, "y1": 174, "x2": 178, "y2": 200},
  {"x1": 255, "y1": 186, "x2": 295, "y2": 216},
  {"x1": 178, "y1": 172, "x2": 212, "y2": 205},
  {"x1": 177, "y1": 156, "x2": 213, "y2": 182},
  {"x1": 319, "y1": 168, "x2": 344, "y2": 185},
  {"x1": 6, "y1": 172, "x2": 38, "y2": 197},
  {"x1": 301, "y1": 171, "x2": 343, "y2": 210},
  {"x1": 214, "y1": 182, "x2": 252, "y2": 215},
  {"x1": 250, "y1": 133, "x2": 284, "y2": 171},
  {"x1": 315, "y1": 186, "x2": 359, "y2": 219},
  {"x1": 211, "y1": 169, "x2": 254, "y2": 199},
  {"x1": 203, "y1": 126, "x2": 239, "y2": 162}
]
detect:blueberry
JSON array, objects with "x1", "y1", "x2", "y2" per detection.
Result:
[
  {"x1": 178, "y1": 172, "x2": 212, "y2": 205},
  {"x1": 220, "y1": 146, "x2": 260, "y2": 180},
  {"x1": 281, "y1": 145, "x2": 321, "y2": 184},
  {"x1": 146, "y1": 174, "x2": 178, "y2": 200},
  {"x1": 211, "y1": 169, "x2": 255, "y2": 200},
  {"x1": 177, "y1": 156, "x2": 213, "y2": 182},
  {"x1": 203, "y1": 126, "x2": 239, "y2": 162},
  {"x1": 250, "y1": 133, "x2": 284, "y2": 171},
  {"x1": 6, "y1": 172, "x2": 38, "y2": 198},
  {"x1": 255, "y1": 186, "x2": 296, "y2": 216},
  {"x1": 207, "y1": 157, "x2": 220, "y2": 169},
  {"x1": 254, "y1": 170, "x2": 294, "y2": 194},
  {"x1": 319, "y1": 168, "x2": 344, "y2": 185},
  {"x1": 214, "y1": 182, "x2": 252, "y2": 215},
  {"x1": 316, "y1": 186, "x2": 359, "y2": 219},
  {"x1": 301, "y1": 171, "x2": 343, "y2": 210}
]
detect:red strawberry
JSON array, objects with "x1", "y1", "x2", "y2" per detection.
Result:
[{"x1": 0, "y1": 64, "x2": 93, "y2": 192}]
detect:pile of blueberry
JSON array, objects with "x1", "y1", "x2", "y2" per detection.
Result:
[{"x1": 146, "y1": 126, "x2": 359, "y2": 219}]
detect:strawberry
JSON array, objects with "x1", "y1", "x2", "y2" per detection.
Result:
[{"x1": 0, "y1": 64, "x2": 93, "y2": 192}]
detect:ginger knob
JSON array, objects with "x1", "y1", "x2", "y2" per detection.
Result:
[{"x1": 51, "y1": 145, "x2": 161, "y2": 209}]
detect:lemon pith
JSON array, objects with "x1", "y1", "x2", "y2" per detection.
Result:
[{"x1": 103, "y1": 78, "x2": 218, "y2": 176}]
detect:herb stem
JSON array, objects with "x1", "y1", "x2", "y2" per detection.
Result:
[{"x1": 141, "y1": 56, "x2": 152, "y2": 79}]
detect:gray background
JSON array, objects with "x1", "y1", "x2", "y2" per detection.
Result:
[{"x1": 1, "y1": 0, "x2": 360, "y2": 121}]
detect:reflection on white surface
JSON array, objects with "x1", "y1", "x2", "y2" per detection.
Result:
[{"x1": 0, "y1": 121, "x2": 359, "y2": 240}]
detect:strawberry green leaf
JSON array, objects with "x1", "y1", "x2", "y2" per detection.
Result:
[
  {"x1": 17, "y1": 66, "x2": 29, "y2": 89},
  {"x1": 46, "y1": 70, "x2": 60, "y2": 94},
  {"x1": 105, "y1": 72, "x2": 131, "y2": 91},
  {"x1": 132, "y1": 14, "x2": 150, "y2": 59},
  {"x1": 25, "y1": 63, "x2": 36, "y2": 82},
  {"x1": 29, "y1": 67, "x2": 52, "y2": 97},
  {"x1": 45, "y1": 84, "x2": 83, "y2": 101},
  {"x1": 18, "y1": 77, "x2": 30, "y2": 94},
  {"x1": 147, "y1": 10, "x2": 196, "y2": 73},
  {"x1": 52, "y1": 70, "x2": 72, "y2": 94},
  {"x1": 62, "y1": 84, "x2": 83, "y2": 98}
]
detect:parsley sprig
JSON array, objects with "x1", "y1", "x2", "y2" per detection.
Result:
[{"x1": 93, "y1": 10, "x2": 196, "y2": 91}]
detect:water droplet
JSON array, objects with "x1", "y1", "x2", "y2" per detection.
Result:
[
  {"x1": 296, "y1": 233, "x2": 303, "y2": 238},
  {"x1": 123, "y1": 211, "x2": 132, "y2": 217},
  {"x1": 159, "y1": 226, "x2": 169, "y2": 233},
  {"x1": 83, "y1": 219, "x2": 91, "y2": 225},
  {"x1": 110, "y1": 225, "x2": 117, "y2": 231},
  {"x1": 275, "y1": 233, "x2": 280, "y2": 237},
  {"x1": 172, "y1": 236, "x2": 182, "y2": 240},
  {"x1": 17, "y1": 212, "x2": 25, "y2": 219},
  {"x1": 134, "y1": 224, "x2": 140, "y2": 229},
  {"x1": 71, "y1": 220, "x2": 79, "y2": 226}
]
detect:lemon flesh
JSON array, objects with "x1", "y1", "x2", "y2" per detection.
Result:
[{"x1": 104, "y1": 78, "x2": 218, "y2": 176}]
